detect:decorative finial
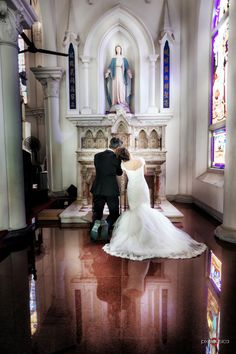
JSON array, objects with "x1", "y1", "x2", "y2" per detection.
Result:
[
  {"x1": 159, "y1": 0, "x2": 174, "y2": 40},
  {"x1": 0, "y1": 1, "x2": 8, "y2": 18}
]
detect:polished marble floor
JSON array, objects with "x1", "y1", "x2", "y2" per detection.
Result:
[{"x1": 0, "y1": 204, "x2": 236, "y2": 354}]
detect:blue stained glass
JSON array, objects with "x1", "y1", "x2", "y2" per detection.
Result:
[
  {"x1": 163, "y1": 41, "x2": 170, "y2": 109},
  {"x1": 68, "y1": 43, "x2": 76, "y2": 109}
]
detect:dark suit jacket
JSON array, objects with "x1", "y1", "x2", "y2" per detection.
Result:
[{"x1": 90, "y1": 150, "x2": 123, "y2": 196}]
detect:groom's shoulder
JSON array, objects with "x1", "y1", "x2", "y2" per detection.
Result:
[{"x1": 95, "y1": 149, "x2": 112, "y2": 158}]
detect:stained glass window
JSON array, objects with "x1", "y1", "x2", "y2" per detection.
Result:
[
  {"x1": 211, "y1": 20, "x2": 228, "y2": 125},
  {"x1": 210, "y1": 128, "x2": 226, "y2": 169},
  {"x1": 206, "y1": 288, "x2": 220, "y2": 353},
  {"x1": 18, "y1": 36, "x2": 28, "y2": 104},
  {"x1": 29, "y1": 274, "x2": 38, "y2": 335},
  {"x1": 68, "y1": 43, "x2": 76, "y2": 109},
  {"x1": 212, "y1": 0, "x2": 229, "y2": 29},
  {"x1": 209, "y1": 251, "x2": 222, "y2": 291},
  {"x1": 210, "y1": 0, "x2": 229, "y2": 169},
  {"x1": 163, "y1": 41, "x2": 170, "y2": 109}
]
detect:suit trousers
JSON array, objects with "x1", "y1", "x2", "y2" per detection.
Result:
[{"x1": 92, "y1": 195, "x2": 120, "y2": 230}]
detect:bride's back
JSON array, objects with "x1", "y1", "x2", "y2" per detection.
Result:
[
  {"x1": 122, "y1": 157, "x2": 150, "y2": 208},
  {"x1": 122, "y1": 158, "x2": 143, "y2": 171}
]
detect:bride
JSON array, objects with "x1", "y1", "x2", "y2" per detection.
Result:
[{"x1": 103, "y1": 147, "x2": 207, "y2": 261}]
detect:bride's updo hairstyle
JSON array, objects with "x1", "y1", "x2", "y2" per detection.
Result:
[{"x1": 117, "y1": 147, "x2": 130, "y2": 161}]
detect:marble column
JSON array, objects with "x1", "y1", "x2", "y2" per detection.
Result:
[
  {"x1": 81, "y1": 165, "x2": 89, "y2": 205},
  {"x1": 215, "y1": 0, "x2": 236, "y2": 243},
  {"x1": 80, "y1": 56, "x2": 92, "y2": 114},
  {"x1": 76, "y1": 162, "x2": 83, "y2": 202},
  {"x1": 147, "y1": 54, "x2": 158, "y2": 114},
  {"x1": 154, "y1": 169, "x2": 161, "y2": 204},
  {"x1": 0, "y1": 0, "x2": 36, "y2": 230},
  {"x1": 31, "y1": 67, "x2": 64, "y2": 192}
]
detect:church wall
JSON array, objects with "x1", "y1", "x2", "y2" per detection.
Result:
[
  {"x1": 60, "y1": 79, "x2": 77, "y2": 190},
  {"x1": 177, "y1": 0, "x2": 199, "y2": 199},
  {"x1": 165, "y1": 0, "x2": 224, "y2": 216},
  {"x1": 27, "y1": 1, "x2": 44, "y2": 109},
  {"x1": 165, "y1": 0, "x2": 181, "y2": 196},
  {"x1": 39, "y1": 0, "x2": 58, "y2": 67},
  {"x1": 165, "y1": 114, "x2": 180, "y2": 196},
  {"x1": 55, "y1": 0, "x2": 164, "y2": 47},
  {"x1": 192, "y1": 0, "x2": 224, "y2": 216}
]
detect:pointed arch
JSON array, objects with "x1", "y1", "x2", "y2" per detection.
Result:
[
  {"x1": 82, "y1": 130, "x2": 94, "y2": 149},
  {"x1": 149, "y1": 129, "x2": 159, "y2": 149},
  {"x1": 138, "y1": 130, "x2": 148, "y2": 149},
  {"x1": 95, "y1": 130, "x2": 107, "y2": 149},
  {"x1": 82, "y1": 5, "x2": 156, "y2": 114}
]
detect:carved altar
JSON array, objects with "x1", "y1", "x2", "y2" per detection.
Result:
[{"x1": 68, "y1": 111, "x2": 172, "y2": 208}]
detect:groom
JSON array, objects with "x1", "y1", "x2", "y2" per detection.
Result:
[{"x1": 90, "y1": 137, "x2": 123, "y2": 240}]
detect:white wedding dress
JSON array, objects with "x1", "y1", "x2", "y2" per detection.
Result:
[{"x1": 103, "y1": 158, "x2": 207, "y2": 261}]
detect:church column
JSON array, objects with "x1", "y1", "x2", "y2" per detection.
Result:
[
  {"x1": 215, "y1": 0, "x2": 236, "y2": 243},
  {"x1": 31, "y1": 67, "x2": 64, "y2": 192},
  {"x1": 147, "y1": 54, "x2": 158, "y2": 114},
  {"x1": 0, "y1": 0, "x2": 36, "y2": 230},
  {"x1": 77, "y1": 162, "x2": 83, "y2": 203},
  {"x1": 154, "y1": 169, "x2": 161, "y2": 205},
  {"x1": 81, "y1": 165, "x2": 89, "y2": 205},
  {"x1": 80, "y1": 56, "x2": 92, "y2": 114},
  {"x1": 76, "y1": 128, "x2": 83, "y2": 203}
]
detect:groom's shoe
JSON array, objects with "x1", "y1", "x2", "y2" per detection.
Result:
[
  {"x1": 100, "y1": 220, "x2": 109, "y2": 241},
  {"x1": 90, "y1": 220, "x2": 101, "y2": 241}
]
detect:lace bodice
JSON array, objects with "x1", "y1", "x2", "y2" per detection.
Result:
[
  {"x1": 121, "y1": 158, "x2": 149, "y2": 209},
  {"x1": 121, "y1": 158, "x2": 145, "y2": 183}
]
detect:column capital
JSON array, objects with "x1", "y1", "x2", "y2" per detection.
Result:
[
  {"x1": 80, "y1": 55, "x2": 91, "y2": 64},
  {"x1": 63, "y1": 30, "x2": 80, "y2": 47},
  {"x1": 0, "y1": 0, "x2": 37, "y2": 45},
  {"x1": 148, "y1": 54, "x2": 159, "y2": 63},
  {"x1": 31, "y1": 67, "x2": 64, "y2": 98}
]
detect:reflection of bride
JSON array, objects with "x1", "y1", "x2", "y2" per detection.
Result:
[
  {"x1": 105, "y1": 45, "x2": 132, "y2": 113},
  {"x1": 103, "y1": 147, "x2": 207, "y2": 261}
]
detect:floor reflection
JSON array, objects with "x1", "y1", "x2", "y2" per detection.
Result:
[{"x1": 0, "y1": 205, "x2": 236, "y2": 354}]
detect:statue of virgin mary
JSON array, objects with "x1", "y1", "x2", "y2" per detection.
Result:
[{"x1": 105, "y1": 45, "x2": 132, "y2": 113}]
